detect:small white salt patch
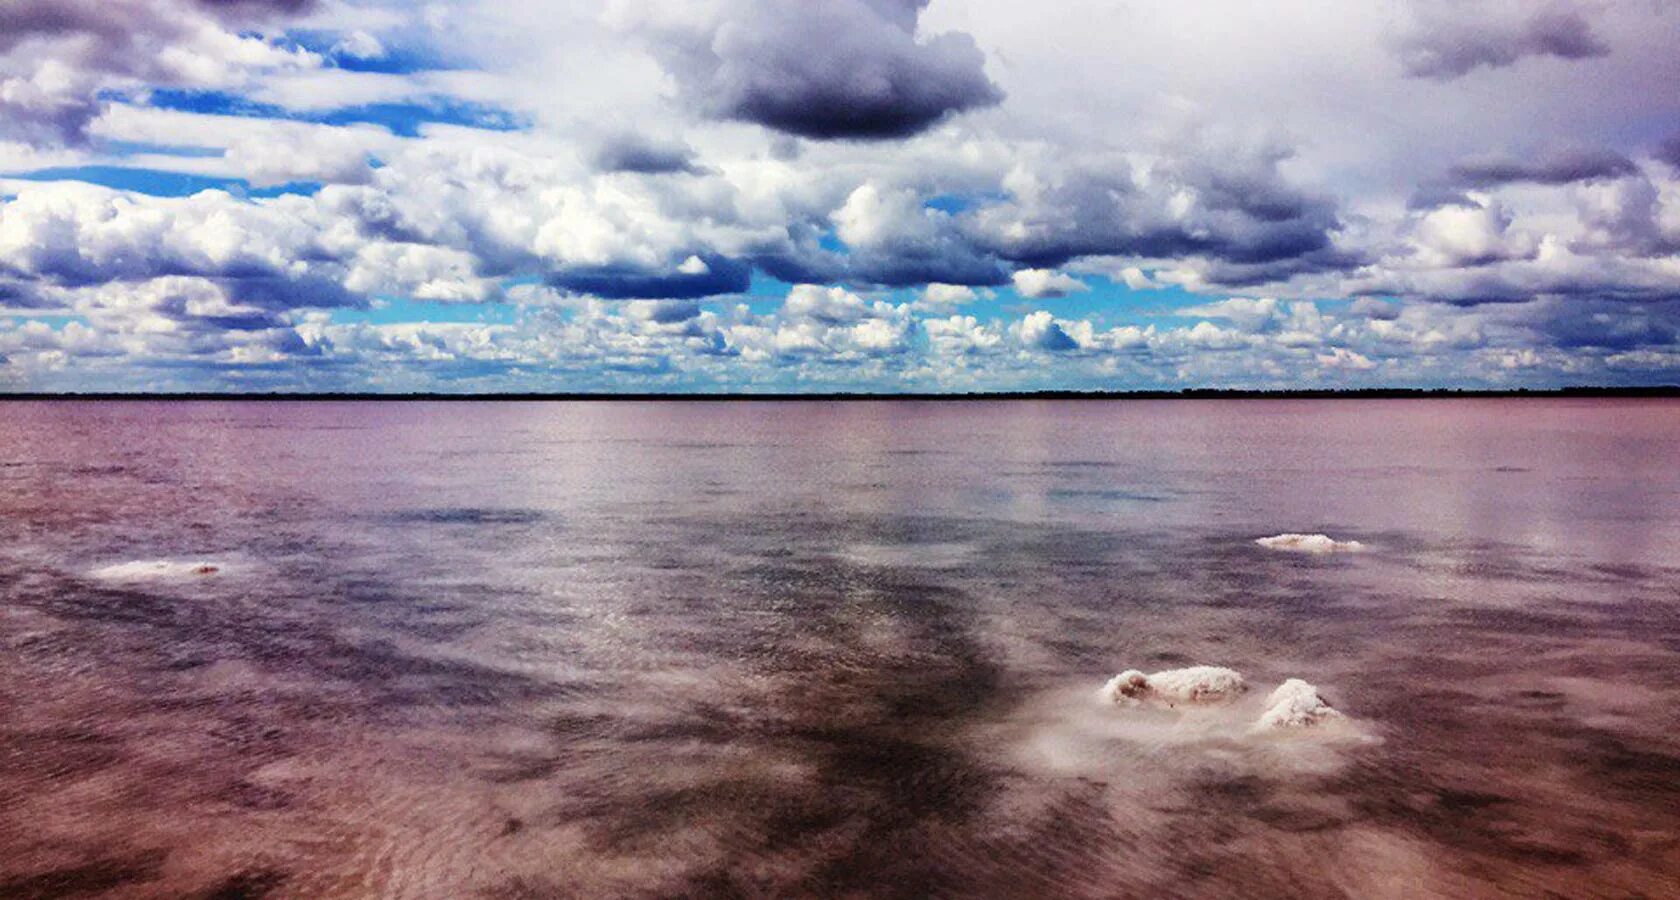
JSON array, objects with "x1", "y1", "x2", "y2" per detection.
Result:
[
  {"x1": 1099, "y1": 666, "x2": 1248, "y2": 706},
  {"x1": 90, "y1": 559, "x2": 225, "y2": 581},
  {"x1": 1253, "y1": 678, "x2": 1344, "y2": 730},
  {"x1": 1254, "y1": 533, "x2": 1364, "y2": 553}
]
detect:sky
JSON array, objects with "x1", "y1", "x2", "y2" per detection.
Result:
[{"x1": 1, "y1": 0, "x2": 1678, "y2": 393}]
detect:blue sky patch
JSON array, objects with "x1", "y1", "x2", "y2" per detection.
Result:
[
  {"x1": 137, "y1": 89, "x2": 525, "y2": 138},
  {"x1": 2, "y1": 165, "x2": 321, "y2": 198},
  {"x1": 275, "y1": 29, "x2": 464, "y2": 75}
]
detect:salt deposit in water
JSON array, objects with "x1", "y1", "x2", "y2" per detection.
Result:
[
  {"x1": 1100, "y1": 668, "x2": 1356, "y2": 734},
  {"x1": 1252, "y1": 678, "x2": 1344, "y2": 730},
  {"x1": 89, "y1": 559, "x2": 226, "y2": 581},
  {"x1": 1254, "y1": 533, "x2": 1364, "y2": 553},
  {"x1": 1099, "y1": 665, "x2": 1248, "y2": 706}
]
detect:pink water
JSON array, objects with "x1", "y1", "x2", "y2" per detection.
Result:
[{"x1": 1, "y1": 399, "x2": 1677, "y2": 897}]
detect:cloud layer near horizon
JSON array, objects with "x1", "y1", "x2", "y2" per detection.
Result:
[{"x1": 1, "y1": 0, "x2": 1678, "y2": 391}]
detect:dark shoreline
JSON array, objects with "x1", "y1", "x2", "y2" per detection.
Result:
[{"x1": 1, "y1": 386, "x2": 1677, "y2": 401}]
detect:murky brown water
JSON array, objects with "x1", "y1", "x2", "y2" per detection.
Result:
[{"x1": 2, "y1": 399, "x2": 1678, "y2": 898}]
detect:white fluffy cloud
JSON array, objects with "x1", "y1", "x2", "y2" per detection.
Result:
[
  {"x1": 1011, "y1": 268, "x2": 1089, "y2": 299},
  {"x1": 0, "y1": 182, "x2": 348, "y2": 300}
]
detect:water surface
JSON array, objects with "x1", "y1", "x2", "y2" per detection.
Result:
[{"x1": 2, "y1": 399, "x2": 1678, "y2": 898}]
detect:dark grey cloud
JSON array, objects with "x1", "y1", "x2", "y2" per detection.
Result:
[
  {"x1": 1398, "y1": 7, "x2": 1608, "y2": 80},
  {"x1": 546, "y1": 254, "x2": 751, "y2": 299},
  {"x1": 0, "y1": 1, "x2": 164, "y2": 54},
  {"x1": 1182, "y1": 245, "x2": 1371, "y2": 289},
  {"x1": 0, "y1": 280, "x2": 52, "y2": 310},
  {"x1": 0, "y1": 88, "x2": 102, "y2": 144},
  {"x1": 637, "y1": 0, "x2": 1002, "y2": 140},
  {"x1": 1407, "y1": 185, "x2": 1478, "y2": 210},
  {"x1": 118, "y1": 276, "x2": 348, "y2": 332},
  {"x1": 964, "y1": 152, "x2": 1344, "y2": 275},
  {"x1": 1410, "y1": 147, "x2": 1641, "y2": 211},
  {"x1": 858, "y1": 0, "x2": 923, "y2": 31},
  {"x1": 1359, "y1": 255, "x2": 1680, "y2": 307},
  {"x1": 0, "y1": 0, "x2": 320, "y2": 145},
  {"x1": 0, "y1": 0, "x2": 313, "y2": 57},
  {"x1": 1449, "y1": 148, "x2": 1637, "y2": 187},
  {"x1": 628, "y1": 299, "x2": 702, "y2": 323},
  {"x1": 1536, "y1": 299, "x2": 1680, "y2": 350},
  {"x1": 1657, "y1": 134, "x2": 1680, "y2": 171},
  {"x1": 224, "y1": 273, "x2": 360, "y2": 312},
  {"x1": 1349, "y1": 297, "x2": 1401, "y2": 320},
  {"x1": 1571, "y1": 175, "x2": 1680, "y2": 258},
  {"x1": 846, "y1": 249, "x2": 1008, "y2": 289},
  {"x1": 732, "y1": 148, "x2": 1360, "y2": 294},
  {"x1": 591, "y1": 133, "x2": 702, "y2": 175},
  {"x1": 767, "y1": 135, "x2": 802, "y2": 161},
  {"x1": 749, "y1": 233, "x2": 1008, "y2": 292},
  {"x1": 194, "y1": 0, "x2": 318, "y2": 14}
]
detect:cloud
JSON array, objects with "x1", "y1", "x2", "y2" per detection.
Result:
[
  {"x1": 720, "y1": 283, "x2": 915, "y2": 360},
  {"x1": 4, "y1": 0, "x2": 1680, "y2": 391},
  {"x1": 195, "y1": 0, "x2": 318, "y2": 13},
  {"x1": 1658, "y1": 134, "x2": 1680, "y2": 172},
  {"x1": 1447, "y1": 148, "x2": 1638, "y2": 188},
  {"x1": 1178, "y1": 297, "x2": 1285, "y2": 331},
  {"x1": 0, "y1": 182, "x2": 342, "y2": 292},
  {"x1": 781, "y1": 284, "x2": 872, "y2": 324},
  {"x1": 0, "y1": 181, "x2": 400, "y2": 359},
  {"x1": 330, "y1": 30, "x2": 387, "y2": 61},
  {"x1": 923, "y1": 314, "x2": 1001, "y2": 355},
  {"x1": 0, "y1": 62, "x2": 100, "y2": 145},
  {"x1": 313, "y1": 139, "x2": 793, "y2": 293},
  {"x1": 625, "y1": 298, "x2": 701, "y2": 323},
  {"x1": 344, "y1": 241, "x2": 499, "y2": 302},
  {"x1": 1016, "y1": 310, "x2": 1081, "y2": 352},
  {"x1": 1316, "y1": 347, "x2": 1378, "y2": 370},
  {"x1": 829, "y1": 182, "x2": 1006, "y2": 287},
  {"x1": 0, "y1": 0, "x2": 323, "y2": 145},
  {"x1": 547, "y1": 254, "x2": 751, "y2": 299},
  {"x1": 86, "y1": 104, "x2": 402, "y2": 187},
  {"x1": 1396, "y1": 3, "x2": 1609, "y2": 80},
  {"x1": 1350, "y1": 297, "x2": 1400, "y2": 320},
  {"x1": 1011, "y1": 268, "x2": 1088, "y2": 298},
  {"x1": 918, "y1": 283, "x2": 978, "y2": 310},
  {"x1": 963, "y1": 146, "x2": 1345, "y2": 279},
  {"x1": 618, "y1": 0, "x2": 1002, "y2": 140},
  {"x1": 1407, "y1": 200, "x2": 1539, "y2": 267},
  {"x1": 1571, "y1": 175, "x2": 1680, "y2": 257},
  {"x1": 590, "y1": 132, "x2": 702, "y2": 175},
  {"x1": 1348, "y1": 174, "x2": 1680, "y2": 307}
]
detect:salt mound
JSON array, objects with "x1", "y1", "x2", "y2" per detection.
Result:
[
  {"x1": 1253, "y1": 678, "x2": 1344, "y2": 730},
  {"x1": 1254, "y1": 533, "x2": 1363, "y2": 553},
  {"x1": 90, "y1": 559, "x2": 224, "y2": 581},
  {"x1": 1099, "y1": 666, "x2": 1248, "y2": 707}
]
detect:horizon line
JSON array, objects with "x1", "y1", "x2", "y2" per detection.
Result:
[{"x1": 2, "y1": 386, "x2": 1678, "y2": 402}]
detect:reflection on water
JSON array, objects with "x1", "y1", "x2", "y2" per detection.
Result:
[{"x1": 2, "y1": 399, "x2": 1679, "y2": 898}]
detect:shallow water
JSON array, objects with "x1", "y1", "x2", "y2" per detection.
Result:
[{"x1": 1, "y1": 399, "x2": 1678, "y2": 898}]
